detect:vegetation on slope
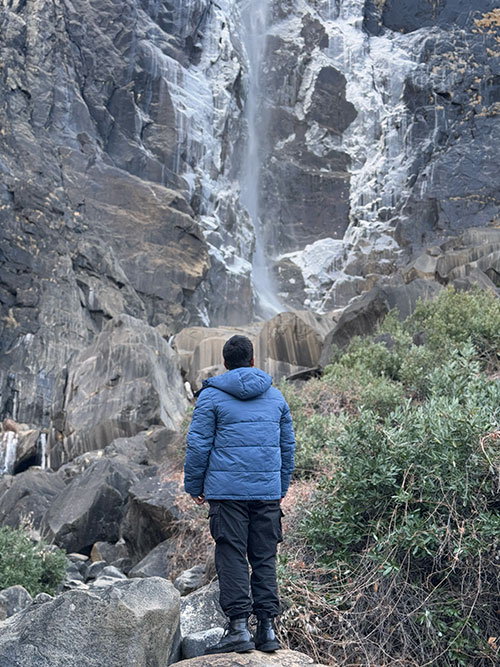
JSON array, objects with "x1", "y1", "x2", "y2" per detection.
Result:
[
  {"x1": 0, "y1": 526, "x2": 67, "y2": 597},
  {"x1": 278, "y1": 287, "x2": 500, "y2": 666}
]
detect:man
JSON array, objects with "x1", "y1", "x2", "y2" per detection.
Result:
[{"x1": 184, "y1": 335, "x2": 295, "y2": 654}]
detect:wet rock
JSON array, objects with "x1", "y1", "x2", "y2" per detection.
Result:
[
  {"x1": 255, "y1": 311, "x2": 332, "y2": 382},
  {"x1": 42, "y1": 458, "x2": 140, "y2": 553},
  {"x1": 49, "y1": 315, "x2": 188, "y2": 467},
  {"x1": 0, "y1": 578, "x2": 180, "y2": 667},
  {"x1": 12, "y1": 428, "x2": 40, "y2": 471},
  {"x1": 122, "y1": 478, "x2": 182, "y2": 563},
  {"x1": 374, "y1": 0, "x2": 497, "y2": 34},
  {"x1": 0, "y1": 585, "x2": 32, "y2": 621},
  {"x1": 0, "y1": 468, "x2": 65, "y2": 530}
]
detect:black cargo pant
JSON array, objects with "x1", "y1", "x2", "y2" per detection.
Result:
[{"x1": 208, "y1": 499, "x2": 283, "y2": 619}]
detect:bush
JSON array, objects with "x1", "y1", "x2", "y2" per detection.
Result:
[
  {"x1": 292, "y1": 346, "x2": 500, "y2": 665},
  {"x1": 0, "y1": 527, "x2": 67, "y2": 596},
  {"x1": 279, "y1": 378, "x2": 341, "y2": 474},
  {"x1": 405, "y1": 286, "x2": 500, "y2": 366},
  {"x1": 279, "y1": 289, "x2": 500, "y2": 666}
]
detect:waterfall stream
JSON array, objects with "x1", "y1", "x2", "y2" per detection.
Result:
[
  {"x1": 240, "y1": 0, "x2": 284, "y2": 319},
  {"x1": 0, "y1": 431, "x2": 18, "y2": 475}
]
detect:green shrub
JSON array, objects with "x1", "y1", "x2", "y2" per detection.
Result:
[
  {"x1": 405, "y1": 286, "x2": 500, "y2": 365},
  {"x1": 0, "y1": 527, "x2": 67, "y2": 596},
  {"x1": 296, "y1": 345, "x2": 500, "y2": 665},
  {"x1": 279, "y1": 378, "x2": 341, "y2": 474}
]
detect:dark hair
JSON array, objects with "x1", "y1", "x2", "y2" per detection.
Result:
[{"x1": 223, "y1": 335, "x2": 254, "y2": 370}]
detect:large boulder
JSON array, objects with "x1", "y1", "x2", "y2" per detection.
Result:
[
  {"x1": 49, "y1": 315, "x2": 188, "y2": 467},
  {"x1": 42, "y1": 457, "x2": 140, "y2": 553},
  {"x1": 0, "y1": 578, "x2": 180, "y2": 667},
  {"x1": 180, "y1": 581, "x2": 225, "y2": 638},
  {"x1": 174, "y1": 324, "x2": 265, "y2": 390},
  {"x1": 0, "y1": 468, "x2": 65, "y2": 530},
  {"x1": 175, "y1": 311, "x2": 337, "y2": 389},
  {"x1": 174, "y1": 649, "x2": 328, "y2": 666},
  {"x1": 128, "y1": 536, "x2": 179, "y2": 579},
  {"x1": 255, "y1": 311, "x2": 336, "y2": 382},
  {"x1": 122, "y1": 477, "x2": 182, "y2": 563}
]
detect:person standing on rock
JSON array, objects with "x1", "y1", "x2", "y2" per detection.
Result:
[{"x1": 184, "y1": 334, "x2": 295, "y2": 654}]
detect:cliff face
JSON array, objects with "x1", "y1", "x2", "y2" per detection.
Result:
[{"x1": 0, "y1": 0, "x2": 499, "y2": 431}]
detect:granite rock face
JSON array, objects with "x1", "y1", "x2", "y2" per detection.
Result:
[
  {"x1": 49, "y1": 314, "x2": 187, "y2": 467},
  {"x1": 2, "y1": 0, "x2": 500, "y2": 462},
  {"x1": 0, "y1": 467, "x2": 65, "y2": 530},
  {"x1": 42, "y1": 457, "x2": 141, "y2": 553},
  {"x1": 0, "y1": 578, "x2": 180, "y2": 667}
]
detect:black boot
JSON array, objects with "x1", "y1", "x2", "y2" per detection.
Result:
[
  {"x1": 205, "y1": 617, "x2": 255, "y2": 654},
  {"x1": 254, "y1": 616, "x2": 280, "y2": 652}
]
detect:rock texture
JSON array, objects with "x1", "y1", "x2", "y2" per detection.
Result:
[
  {"x1": 0, "y1": 467, "x2": 65, "y2": 529},
  {"x1": 42, "y1": 457, "x2": 141, "y2": 553},
  {"x1": 122, "y1": 477, "x2": 182, "y2": 563},
  {"x1": 49, "y1": 314, "x2": 187, "y2": 466},
  {"x1": 174, "y1": 649, "x2": 328, "y2": 666},
  {"x1": 0, "y1": 585, "x2": 33, "y2": 621},
  {"x1": 0, "y1": 578, "x2": 180, "y2": 667}
]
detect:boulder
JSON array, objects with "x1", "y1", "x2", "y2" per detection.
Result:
[
  {"x1": 174, "y1": 649, "x2": 327, "y2": 666},
  {"x1": 49, "y1": 315, "x2": 188, "y2": 467},
  {"x1": 255, "y1": 311, "x2": 331, "y2": 382},
  {"x1": 0, "y1": 578, "x2": 180, "y2": 667},
  {"x1": 173, "y1": 325, "x2": 264, "y2": 390},
  {"x1": 180, "y1": 581, "x2": 225, "y2": 637},
  {"x1": 91, "y1": 539, "x2": 130, "y2": 565},
  {"x1": 122, "y1": 477, "x2": 182, "y2": 563},
  {"x1": 176, "y1": 311, "x2": 337, "y2": 389},
  {"x1": 403, "y1": 253, "x2": 438, "y2": 282},
  {"x1": 174, "y1": 564, "x2": 206, "y2": 596},
  {"x1": 0, "y1": 585, "x2": 32, "y2": 621},
  {"x1": 12, "y1": 428, "x2": 40, "y2": 471},
  {"x1": 128, "y1": 536, "x2": 179, "y2": 579},
  {"x1": 182, "y1": 627, "x2": 225, "y2": 659},
  {"x1": 42, "y1": 457, "x2": 140, "y2": 553},
  {"x1": 0, "y1": 468, "x2": 65, "y2": 530}
]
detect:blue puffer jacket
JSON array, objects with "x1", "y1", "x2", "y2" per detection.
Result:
[{"x1": 184, "y1": 367, "x2": 295, "y2": 500}]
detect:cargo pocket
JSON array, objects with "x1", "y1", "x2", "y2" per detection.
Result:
[
  {"x1": 278, "y1": 507, "x2": 284, "y2": 543},
  {"x1": 208, "y1": 502, "x2": 224, "y2": 542}
]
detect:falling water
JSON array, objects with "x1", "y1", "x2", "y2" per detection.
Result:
[
  {"x1": 0, "y1": 431, "x2": 18, "y2": 475},
  {"x1": 39, "y1": 432, "x2": 47, "y2": 470},
  {"x1": 240, "y1": 0, "x2": 284, "y2": 319}
]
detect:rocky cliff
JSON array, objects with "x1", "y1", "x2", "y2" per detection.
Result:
[{"x1": 1, "y1": 0, "x2": 499, "y2": 447}]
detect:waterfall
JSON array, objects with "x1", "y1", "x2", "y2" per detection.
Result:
[
  {"x1": 0, "y1": 431, "x2": 18, "y2": 475},
  {"x1": 39, "y1": 432, "x2": 47, "y2": 470},
  {"x1": 240, "y1": 0, "x2": 284, "y2": 319}
]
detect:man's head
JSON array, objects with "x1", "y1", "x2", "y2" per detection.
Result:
[{"x1": 223, "y1": 335, "x2": 254, "y2": 370}]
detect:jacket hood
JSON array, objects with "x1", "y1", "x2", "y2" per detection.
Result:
[{"x1": 202, "y1": 367, "x2": 272, "y2": 400}]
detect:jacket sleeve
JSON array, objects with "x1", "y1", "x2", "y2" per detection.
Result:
[
  {"x1": 184, "y1": 389, "x2": 216, "y2": 496},
  {"x1": 279, "y1": 400, "x2": 296, "y2": 497}
]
